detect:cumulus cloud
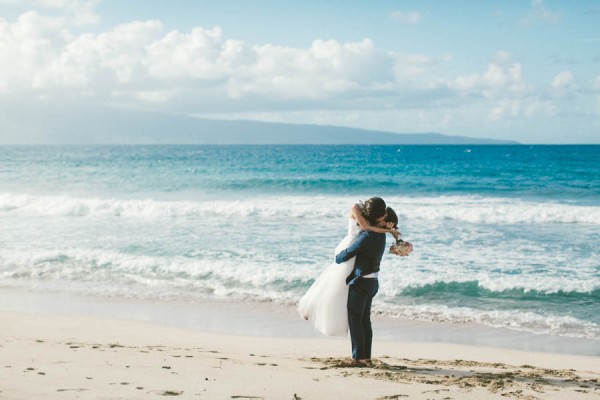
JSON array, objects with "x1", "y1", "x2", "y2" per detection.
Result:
[
  {"x1": 523, "y1": 100, "x2": 555, "y2": 117},
  {"x1": 0, "y1": 6, "x2": 585, "y2": 137},
  {"x1": 0, "y1": 11, "x2": 65, "y2": 90},
  {"x1": 392, "y1": 54, "x2": 433, "y2": 81},
  {"x1": 389, "y1": 11, "x2": 421, "y2": 24},
  {"x1": 1, "y1": 0, "x2": 100, "y2": 25},
  {"x1": 551, "y1": 70, "x2": 573, "y2": 91},
  {"x1": 521, "y1": 0, "x2": 560, "y2": 26},
  {"x1": 145, "y1": 27, "x2": 228, "y2": 81},
  {"x1": 0, "y1": 16, "x2": 165, "y2": 90},
  {"x1": 446, "y1": 52, "x2": 566, "y2": 121},
  {"x1": 449, "y1": 51, "x2": 529, "y2": 98},
  {"x1": 531, "y1": 0, "x2": 560, "y2": 22},
  {"x1": 0, "y1": 10, "x2": 424, "y2": 108}
]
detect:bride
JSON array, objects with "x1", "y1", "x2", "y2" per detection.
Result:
[{"x1": 298, "y1": 197, "x2": 399, "y2": 336}]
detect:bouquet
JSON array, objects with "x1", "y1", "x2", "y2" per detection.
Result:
[{"x1": 389, "y1": 239, "x2": 413, "y2": 256}]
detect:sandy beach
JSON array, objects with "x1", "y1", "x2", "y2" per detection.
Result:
[{"x1": 1, "y1": 303, "x2": 599, "y2": 400}]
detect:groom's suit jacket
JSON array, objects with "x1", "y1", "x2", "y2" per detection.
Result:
[{"x1": 335, "y1": 230, "x2": 386, "y2": 285}]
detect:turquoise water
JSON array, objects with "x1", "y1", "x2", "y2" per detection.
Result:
[{"x1": 1, "y1": 145, "x2": 599, "y2": 339}]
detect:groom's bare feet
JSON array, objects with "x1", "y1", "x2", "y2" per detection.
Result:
[{"x1": 337, "y1": 359, "x2": 368, "y2": 368}]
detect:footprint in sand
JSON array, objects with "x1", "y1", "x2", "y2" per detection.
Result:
[{"x1": 150, "y1": 390, "x2": 183, "y2": 396}]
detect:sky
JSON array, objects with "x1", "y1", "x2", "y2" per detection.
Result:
[{"x1": 0, "y1": 0, "x2": 599, "y2": 143}]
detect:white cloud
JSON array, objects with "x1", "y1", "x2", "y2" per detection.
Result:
[
  {"x1": 521, "y1": 0, "x2": 560, "y2": 26},
  {"x1": 392, "y1": 54, "x2": 432, "y2": 80},
  {"x1": 523, "y1": 100, "x2": 554, "y2": 117},
  {"x1": 389, "y1": 11, "x2": 421, "y2": 24},
  {"x1": 1, "y1": 0, "x2": 99, "y2": 25},
  {"x1": 1, "y1": 12, "x2": 403, "y2": 103},
  {"x1": 532, "y1": 0, "x2": 560, "y2": 22},
  {"x1": 551, "y1": 71, "x2": 573, "y2": 96},
  {"x1": 120, "y1": 89, "x2": 177, "y2": 103},
  {"x1": 145, "y1": 27, "x2": 226, "y2": 80},
  {"x1": 0, "y1": 10, "x2": 537, "y2": 126},
  {"x1": 0, "y1": 11, "x2": 67, "y2": 90},
  {"x1": 449, "y1": 51, "x2": 529, "y2": 98},
  {"x1": 488, "y1": 98, "x2": 555, "y2": 122},
  {"x1": 446, "y1": 52, "x2": 566, "y2": 122},
  {"x1": 490, "y1": 99, "x2": 522, "y2": 121},
  {"x1": 551, "y1": 70, "x2": 573, "y2": 90},
  {"x1": 34, "y1": 19, "x2": 163, "y2": 88},
  {"x1": 1, "y1": 7, "x2": 594, "y2": 143},
  {"x1": 238, "y1": 38, "x2": 390, "y2": 99}
]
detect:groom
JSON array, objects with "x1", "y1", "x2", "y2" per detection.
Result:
[{"x1": 335, "y1": 199, "x2": 389, "y2": 367}]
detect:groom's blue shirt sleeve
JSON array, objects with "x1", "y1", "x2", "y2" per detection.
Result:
[{"x1": 335, "y1": 231, "x2": 367, "y2": 264}]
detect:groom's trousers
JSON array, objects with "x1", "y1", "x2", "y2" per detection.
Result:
[{"x1": 347, "y1": 278, "x2": 379, "y2": 360}]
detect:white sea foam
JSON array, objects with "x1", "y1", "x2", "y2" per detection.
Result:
[
  {"x1": 0, "y1": 248, "x2": 312, "y2": 297},
  {"x1": 1, "y1": 246, "x2": 599, "y2": 339},
  {"x1": 2, "y1": 230, "x2": 598, "y2": 296},
  {"x1": 2, "y1": 191, "x2": 599, "y2": 339},
  {"x1": 404, "y1": 196, "x2": 600, "y2": 225},
  {"x1": 373, "y1": 302, "x2": 600, "y2": 340},
  {"x1": 2, "y1": 268, "x2": 598, "y2": 340},
  {"x1": 379, "y1": 259, "x2": 600, "y2": 295},
  {"x1": 1, "y1": 193, "x2": 599, "y2": 224}
]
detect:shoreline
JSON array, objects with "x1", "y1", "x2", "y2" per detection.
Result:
[{"x1": 1, "y1": 287, "x2": 598, "y2": 356}]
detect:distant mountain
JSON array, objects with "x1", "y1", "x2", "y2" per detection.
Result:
[{"x1": 1, "y1": 106, "x2": 518, "y2": 145}]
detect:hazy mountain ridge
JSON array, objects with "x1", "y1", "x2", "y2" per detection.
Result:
[{"x1": 1, "y1": 107, "x2": 518, "y2": 144}]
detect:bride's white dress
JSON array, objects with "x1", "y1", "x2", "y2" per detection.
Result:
[{"x1": 298, "y1": 219, "x2": 360, "y2": 336}]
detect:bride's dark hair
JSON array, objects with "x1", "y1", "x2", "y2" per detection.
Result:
[
  {"x1": 385, "y1": 207, "x2": 398, "y2": 229},
  {"x1": 357, "y1": 197, "x2": 387, "y2": 225}
]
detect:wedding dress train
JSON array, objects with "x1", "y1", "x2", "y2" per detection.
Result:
[{"x1": 297, "y1": 219, "x2": 360, "y2": 336}]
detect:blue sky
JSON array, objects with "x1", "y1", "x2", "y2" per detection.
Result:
[{"x1": 1, "y1": 0, "x2": 599, "y2": 143}]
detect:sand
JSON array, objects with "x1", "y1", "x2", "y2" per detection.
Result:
[{"x1": 1, "y1": 310, "x2": 599, "y2": 400}]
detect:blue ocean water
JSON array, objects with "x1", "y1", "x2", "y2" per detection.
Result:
[{"x1": 1, "y1": 145, "x2": 599, "y2": 339}]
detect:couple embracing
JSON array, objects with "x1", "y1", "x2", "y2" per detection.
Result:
[{"x1": 298, "y1": 197, "x2": 401, "y2": 367}]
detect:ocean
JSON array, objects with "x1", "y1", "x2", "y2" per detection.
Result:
[{"x1": 1, "y1": 145, "x2": 599, "y2": 340}]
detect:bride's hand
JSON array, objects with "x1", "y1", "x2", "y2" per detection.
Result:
[{"x1": 383, "y1": 222, "x2": 401, "y2": 238}]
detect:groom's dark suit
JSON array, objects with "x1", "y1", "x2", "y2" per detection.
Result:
[{"x1": 335, "y1": 230, "x2": 386, "y2": 361}]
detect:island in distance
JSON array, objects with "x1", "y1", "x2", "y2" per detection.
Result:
[{"x1": 2, "y1": 106, "x2": 517, "y2": 145}]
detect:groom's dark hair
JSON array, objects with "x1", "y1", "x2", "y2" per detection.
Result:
[{"x1": 358, "y1": 197, "x2": 387, "y2": 225}]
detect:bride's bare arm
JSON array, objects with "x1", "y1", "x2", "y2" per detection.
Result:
[{"x1": 351, "y1": 203, "x2": 400, "y2": 239}]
